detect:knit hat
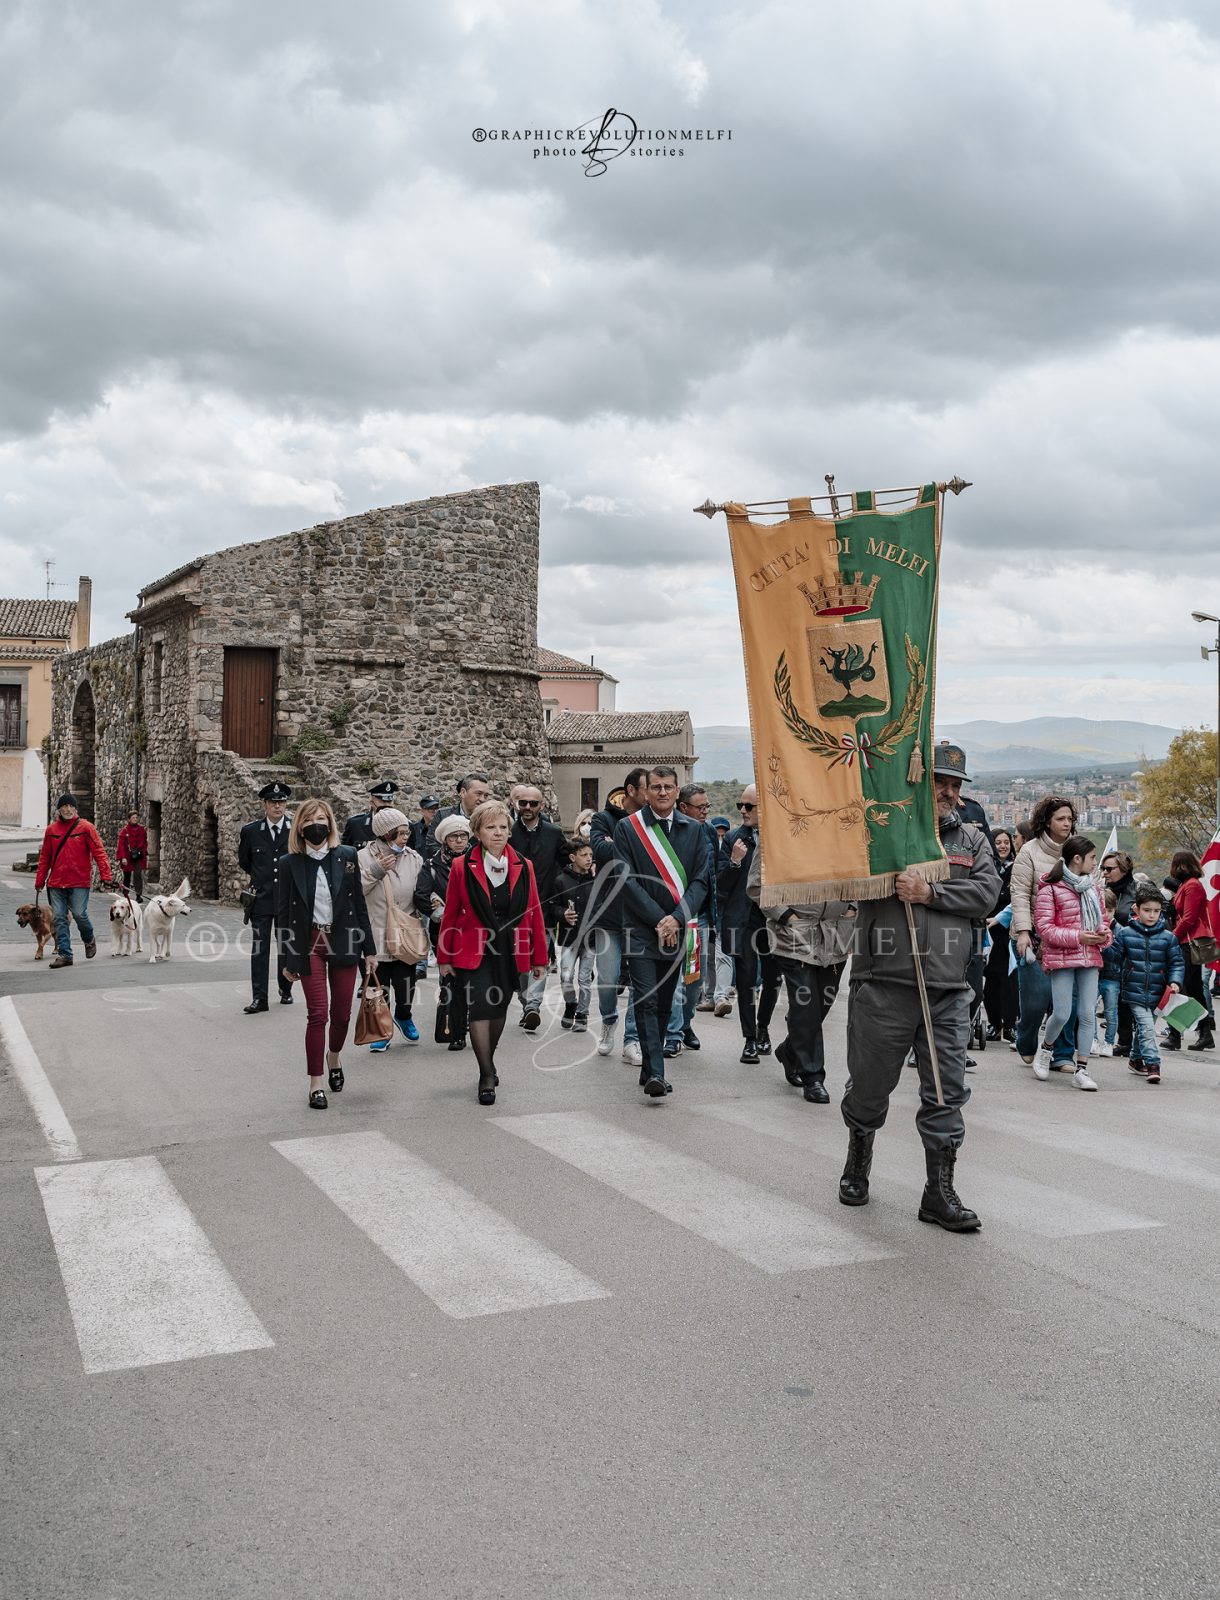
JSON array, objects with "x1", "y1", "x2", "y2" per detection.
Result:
[
  {"x1": 55, "y1": 793, "x2": 77, "y2": 810},
  {"x1": 371, "y1": 807, "x2": 410, "y2": 838},
  {"x1": 435, "y1": 814, "x2": 472, "y2": 845}
]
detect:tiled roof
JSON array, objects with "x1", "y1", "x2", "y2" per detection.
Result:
[
  {"x1": 537, "y1": 647, "x2": 618, "y2": 680},
  {"x1": 0, "y1": 599, "x2": 77, "y2": 640},
  {"x1": 547, "y1": 711, "x2": 690, "y2": 743}
]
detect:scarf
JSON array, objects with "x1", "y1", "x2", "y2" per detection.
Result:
[{"x1": 1060, "y1": 865, "x2": 1102, "y2": 931}]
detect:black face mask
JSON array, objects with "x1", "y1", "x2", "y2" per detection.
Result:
[{"x1": 302, "y1": 822, "x2": 330, "y2": 846}]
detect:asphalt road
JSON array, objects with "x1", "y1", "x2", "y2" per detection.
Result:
[{"x1": 3, "y1": 840, "x2": 1220, "y2": 1599}]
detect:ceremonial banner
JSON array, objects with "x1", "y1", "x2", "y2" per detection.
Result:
[{"x1": 725, "y1": 484, "x2": 948, "y2": 905}]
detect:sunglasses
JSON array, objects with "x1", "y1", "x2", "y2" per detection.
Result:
[
  {"x1": 517, "y1": 799, "x2": 541, "y2": 807},
  {"x1": 737, "y1": 802, "x2": 757, "y2": 812}
]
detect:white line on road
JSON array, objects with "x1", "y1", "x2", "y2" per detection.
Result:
[
  {"x1": 494, "y1": 1111, "x2": 897, "y2": 1272},
  {"x1": 273, "y1": 1130, "x2": 609, "y2": 1319},
  {"x1": 969, "y1": 1108, "x2": 1220, "y2": 1199},
  {"x1": 0, "y1": 995, "x2": 82, "y2": 1161},
  {"x1": 35, "y1": 1156, "x2": 274, "y2": 1373},
  {"x1": 700, "y1": 1101, "x2": 1163, "y2": 1237}
]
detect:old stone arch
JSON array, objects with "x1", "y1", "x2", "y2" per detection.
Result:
[{"x1": 69, "y1": 680, "x2": 97, "y2": 822}]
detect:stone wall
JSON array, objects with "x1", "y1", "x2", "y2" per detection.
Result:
[{"x1": 49, "y1": 635, "x2": 141, "y2": 864}]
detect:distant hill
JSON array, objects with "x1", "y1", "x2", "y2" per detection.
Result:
[{"x1": 694, "y1": 716, "x2": 1178, "y2": 781}]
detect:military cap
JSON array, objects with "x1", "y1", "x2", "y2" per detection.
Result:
[
  {"x1": 419, "y1": 794, "x2": 442, "y2": 811},
  {"x1": 933, "y1": 740, "x2": 972, "y2": 783},
  {"x1": 369, "y1": 780, "x2": 400, "y2": 801},
  {"x1": 259, "y1": 780, "x2": 291, "y2": 801}
]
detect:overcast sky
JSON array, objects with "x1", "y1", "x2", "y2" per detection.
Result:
[{"x1": 3, "y1": 0, "x2": 1219, "y2": 733}]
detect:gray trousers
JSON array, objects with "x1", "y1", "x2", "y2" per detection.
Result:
[{"x1": 842, "y1": 980, "x2": 971, "y2": 1153}]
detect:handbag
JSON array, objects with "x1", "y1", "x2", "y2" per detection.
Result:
[
  {"x1": 353, "y1": 982, "x2": 394, "y2": 1045},
  {"x1": 1188, "y1": 935, "x2": 1220, "y2": 966},
  {"x1": 383, "y1": 880, "x2": 429, "y2": 964}
]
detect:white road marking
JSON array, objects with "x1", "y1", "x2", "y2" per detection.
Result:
[
  {"x1": 969, "y1": 1108, "x2": 1220, "y2": 1199},
  {"x1": 0, "y1": 995, "x2": 82, "y2": 1161},
  {"x1": 273, "y1": 1130, "x2": 608, "y2": 1319},
  {"x1": 35, "y1": 1156, "x2": 274, "y2": 1373},
  {"x1": 701, "y1": 1101, "x2": 1163, "y2": 1237},
  {"x1": 494, "y1": 1111, "x2": 897, "y2": 1272}
]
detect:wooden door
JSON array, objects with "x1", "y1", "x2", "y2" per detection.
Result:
[{"x1": 222, "y1": 649, "x2": 276, "y2": 757}]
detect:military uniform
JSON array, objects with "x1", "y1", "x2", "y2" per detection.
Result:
[
  {"x1": 839, "y1": 742, "x2": 999, "y2": 1230},
  {"x1": 342, "y1": 780, "x2": 400, "y2": 849},
  {"x1": 238, "y1": 781, "x2": 293, "y2": 1010}
]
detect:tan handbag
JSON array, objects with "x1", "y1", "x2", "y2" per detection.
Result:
[
  {"x1": 384, "y1": 879, "x2": 430, "y2": 964},
  {"x1": 354, "y1": 982, "x2": 394, "y2": 1045}
]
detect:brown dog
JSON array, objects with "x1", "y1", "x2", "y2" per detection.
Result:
[{"x1": 16, "y1": 903, "x2": 55, "y2": 961}]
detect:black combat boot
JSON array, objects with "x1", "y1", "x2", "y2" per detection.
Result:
[
  {"x1": 838, "y1": 1130, "x2": 874, "y2": 1206},
  {"x1": 918, "y1": 1147, "x2": 981, "y2": 1232},
  {"x1": 1187, "y1": 1024, "x2": 1215, "y2": 1052}
]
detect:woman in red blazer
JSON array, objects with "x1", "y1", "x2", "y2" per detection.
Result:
[
  {"x1": 438, "y1": 799, "x2": 548, "y2": 1103},
  {"x1": 1170, "y1": 850, "x2": 1216, "y2": 1052}
]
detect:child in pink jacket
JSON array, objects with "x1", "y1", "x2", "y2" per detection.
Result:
[{"x1": 1032, "y1": 834, "x2": 1111, "y2": 1090}]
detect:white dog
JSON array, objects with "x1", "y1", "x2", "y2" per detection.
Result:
[
  {"x1": 109, "y1": 891, "x2": 143, "y2": 956},
  {"x1": 145, "y1": 877, "x2": 192, "y2": 963}
]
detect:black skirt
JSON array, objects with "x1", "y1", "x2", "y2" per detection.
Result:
[{"x1": 460, "y1": 875, "x2": 524, "y2": 1021}]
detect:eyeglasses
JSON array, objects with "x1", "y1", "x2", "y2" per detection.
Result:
[
  {"x1": 737, "y1": 802, "x2": 756, "y2": 812},
  {"x1": 688, "y1": 803, "x2": 710, "y2": 813},
  {"x1": 517, "y1": 799, "x2": 541, "y2": 808}
]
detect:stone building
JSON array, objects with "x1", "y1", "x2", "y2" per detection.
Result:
[
  {"x1": 49, "y1": 483, "x2": 552, "y2": 901},
  {"x1": 546, "y1": 710, "x2": 696, "y2": 821},
  {"x1": 0, "y1": 579, "x2": 91, "y2": 826}
]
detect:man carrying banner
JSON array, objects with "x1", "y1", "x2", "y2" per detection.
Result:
[
  {"x1": 839, "y1": 742, "x2": 998, "y2": 1230},
  {"x1": 613, "y1": 766, "x2": 710, "y2": 1097}
]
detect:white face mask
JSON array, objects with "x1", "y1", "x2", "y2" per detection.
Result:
[
  {"x1": 389, "y1": 843, "x2": 405, "y2": 854},
  {"x1": 579, "y1": 823, "x2": 591, "y2": 838}
]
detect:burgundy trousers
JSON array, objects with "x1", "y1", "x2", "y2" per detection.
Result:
[{"x1": 299, "y1": 929, "x2": 360, "y2": 1078}]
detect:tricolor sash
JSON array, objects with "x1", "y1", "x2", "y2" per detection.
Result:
[{"x1": 628, "y1": 811, "x2": 702, "y2": 984}]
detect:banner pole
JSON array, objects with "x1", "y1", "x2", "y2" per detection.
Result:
[{"x1": 904, "y1": 902, "x2": 946, "y2": 1108}]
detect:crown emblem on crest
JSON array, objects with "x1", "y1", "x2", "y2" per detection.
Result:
[{"x1": 798, "y1": 572, "x2": 880, "y2": 617}]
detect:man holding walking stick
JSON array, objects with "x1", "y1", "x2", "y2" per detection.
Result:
[{"x1": 839, "y1": 742, "x2": 998, "y2": 1231}]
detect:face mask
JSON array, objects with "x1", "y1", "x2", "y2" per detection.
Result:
[
  {"x1": 302, "y1": 822, "x2": 330, "y2": 845},
  {"x1": 579, "y1": 824, "x2": 591, "y2": 839},
  {"x1": 389, "y1": 843, "x2": 405, "y2": 855}
]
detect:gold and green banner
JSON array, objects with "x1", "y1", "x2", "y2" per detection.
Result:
[{"x1": 725, "y1": 484, "x2": 949, "y2": 904}]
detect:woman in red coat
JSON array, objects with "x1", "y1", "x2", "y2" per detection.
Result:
[
  {"x1": 1170, "y1": 850, "x2": 1216, "y2": 1052},
  {"x1": 438, "y1": 799, "x2": 548, "y2": 1104}
]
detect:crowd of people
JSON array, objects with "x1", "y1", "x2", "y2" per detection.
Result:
[{"x1": 26, "y1": 746, "x2": 1219, "y2": 1233}]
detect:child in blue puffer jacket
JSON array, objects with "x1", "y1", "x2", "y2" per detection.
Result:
[{"x1": 1112, "y1": 885, "x2": 1186, "y2": 1083}]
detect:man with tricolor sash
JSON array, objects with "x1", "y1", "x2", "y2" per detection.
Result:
[{"x1": 613, "y1": 767, "x2": 711, "y2": 1098}]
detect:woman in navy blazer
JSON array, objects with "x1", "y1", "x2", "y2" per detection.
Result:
[
  {"x1": 438, "y1": 799, "x2": 547, "y2": 1104},
  {"x1": 276, "y1": 798, "x2": 377, "y2": 1110}
]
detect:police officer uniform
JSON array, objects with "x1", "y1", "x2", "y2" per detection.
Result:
[
  {"x1": 411, "y1": 795, "x2": 442, "y2": 856},
  {"x1": 238, "y1": 781, "x2": 294, "y2": 1013},
  {"x1": 342, "y1": 781, "x2": 400, "y2": 849},
  {"x1": 839, "y1": 742, "x2": 999, "y2": 1231}
]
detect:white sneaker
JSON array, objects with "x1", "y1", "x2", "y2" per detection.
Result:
[
  {"x1": 597, "y1": 1022, "x2": 617, "y2": 1057},
  {"x1": 1097, "y1": 1042, "x2": 1114, "y2": 1057},
  {"x1": 1073, "y1": 1067, "x2": 1098, "y2": 1091},
  {"x1": 622, "y1": 1041, "x2": 643, "y2": 1068},
  {"x1": 1032, "y1": 1050, "x2": 1051, "y2": 1080}
]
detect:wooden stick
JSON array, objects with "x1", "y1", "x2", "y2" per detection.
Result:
[{"x1": 904, "y1": 900, "x2": 945, "y2": 1107}]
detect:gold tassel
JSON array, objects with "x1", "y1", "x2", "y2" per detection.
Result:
[{"x1": 907, "y1": 743, "x2": 924, "y2": 785}]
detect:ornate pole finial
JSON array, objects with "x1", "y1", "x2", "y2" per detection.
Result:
[
  {"x1": 824, "y1": 473, "x2": 842, "y2": 520},
  {"x1": 693, "y1": 499, "x2": 720, "y2": 518},
  {"x1": 940, "y1": 476, "x2": 973, "y2": 496}
]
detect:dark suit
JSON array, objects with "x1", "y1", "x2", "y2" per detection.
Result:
[
  {"x1": 717, "y1": 824, "x2": 781, "y2": 1042},
  {"x1": 613, "y1": 806, "x2": 710, "y2": 1081},
  {"x1": 275, "y1": 846, "x2": 376, "y2": 976},
  {"x1": 341, "y1": 812, "x2": 376, "y2": 849},
  {"x1": 238, "y1": 815, "x2": 292, "y2": 1002}
]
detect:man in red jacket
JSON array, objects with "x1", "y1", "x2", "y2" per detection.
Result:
[{"x1": 34, "y1": 793, "x2": 115, "y2": 968}]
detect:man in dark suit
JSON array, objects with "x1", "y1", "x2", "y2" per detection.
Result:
[
  {"x1": 613, "y1": 766, "x2": 710, "y2": 1097},
  {"x1": 717, "y1": 782, "x2": 782, "y2": 1063},
  {"x1": 510, "y1": 783, "x2": 567, "y2": 1030},
  {"x1": 237, "y1": 780, "x2": 294, "y2": 1013},
  {"x1": 342, "y1": 780, "x2": 400, "y2": 848}
]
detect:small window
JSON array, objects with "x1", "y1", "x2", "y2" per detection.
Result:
[
  {"x1": 592, "y1": 743, "x2": 603, "y2": 752},
  {"x1": 0, "y1": 684, "x2": 21, "y2": 747},
  {"x1": 580, "y1": 777, "x2": 599, "y2": 811}
]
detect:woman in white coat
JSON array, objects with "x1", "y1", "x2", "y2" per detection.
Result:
[{"x1": 357, "y1": 808, "x2": 427, "y2": 1050}]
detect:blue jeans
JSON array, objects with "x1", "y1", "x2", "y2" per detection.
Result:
[
  {"x1": 594, "y1": 927, "x2": 638, "y2": 1043},
  {"x1": 1015, "y1": 956, "x2": 1076, "y2": 1062},
  {"x1": 1128, "y1": 1003, "x2": 1160, "y2": 1066},
  {"x1": 559, "y1": 942, "x2": 595, "y2": 1014},
  {"x1": 1045, "y1": 967, "x2": 1099, "y2": 1058},
  {"x1": 667, "y1": 921, "x2": 708, "y2": 1042},
  {"x1": 48, "y1": 886, "x2": 95, "y2": 958},
  {"x1": 1099, "y1": 978, "x2": 1120, "y2": 1046}
]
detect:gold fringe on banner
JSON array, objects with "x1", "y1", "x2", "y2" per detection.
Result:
[{"x1": 758, "y1": 854, "x2": 950, "y2": 908}]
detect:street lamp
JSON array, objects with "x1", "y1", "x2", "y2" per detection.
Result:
[{"x1": 1192, "y1": 610, "x2": 1220, "y2": 829}]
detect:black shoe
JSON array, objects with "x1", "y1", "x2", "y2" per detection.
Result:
[
  {"x1": 243, "y1": 1000, "x2": 269, "y2": 1014},
  {"x1": 985, "y1": 1024, "x2": 1002, "y2": 1041},
  {"x1": 918, "y1": 1147, "x2": 981, "y2": 1232},
  {"x1": 756, "y1": 1029, "x2": 772, "y2": 1056},
  {"x1": 328, "y1": 1065, "x2": 344, "y2": 1093},
  {"x1": 448, "y1": 1035, "x2": 467, "y2": 1052},
  {"x1": 521, "y1": 1008, "x2": 542, "y2": 1032},
  {"x1": 740, "y1": 1038, "x2": 760, "y2": 1064},
  {"x1": 1163, "y1": 1033, "x2": 1181, "y2": 1052},
  {"x1": 663, "y1": 1039, "x2": 682, "y2": 1058},
  {"x1": 839, "y1": 1131, "x2": 874, "y2": 1206},
  {"x1": 664, "y1": 1080, "x2": 673, "y2": 1094},
  {"x1": 681, "y1": 1029, "x2": 701, "y2": 1051},
  {"x1": 1188, "y1": 1030, "x2": 1215, "y2": 1052},
  {"x1": 643, "y1": 1076, "x2": 666, "y2": 1098},
  {"x1": 561, "y1": 1003, "x2": 577, "y2": 1030},
  {"x1": 308, "y1": 1088, "x2": 328, "y2": 1110},
  {"x1": 279, "y1": 992, "x2": 294, "y2": 1005},
  {"x1": 775, "y1": 1038, "x2": 803, "y2": 1087},
  {"x1": 573, "y1": 1014, "x2": 588, "y2": 1033},
  {"x1": 477, "y1": 1083, "x2": 497, "y2": 1105},
  {"x1": 803, "y1": 1079, "x2": 830, "y2": 1104},
  {"x1": 1002, "y1": 1027, "x2": 1016, "y2": 1044}
]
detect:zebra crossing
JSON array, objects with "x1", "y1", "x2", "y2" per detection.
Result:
[{"x1": 31, "y1": 1099, "x2": 1210, "y2": 1376}]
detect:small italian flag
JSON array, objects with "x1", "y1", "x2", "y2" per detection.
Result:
[{"x1": 1157, "y1": 987, "x2": 1206, "y2": 1034}]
